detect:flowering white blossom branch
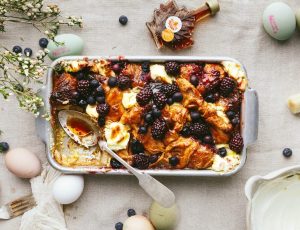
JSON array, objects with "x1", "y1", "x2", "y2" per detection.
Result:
[{"x1": 0, "y1": 0, "x2": 83, "y2": 40}]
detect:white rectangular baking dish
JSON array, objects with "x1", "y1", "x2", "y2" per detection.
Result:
[{"x1": 36, "y1": 56, "x2": 258, "y2": 176}]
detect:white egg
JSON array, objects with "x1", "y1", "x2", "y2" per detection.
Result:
[
  {"x1": 123, "y1": 215, "x2": 155, "y2": 230},
  {"x1": 149, "y1": 201, "x2": 178, "y2": 230},
  {"x1": 52, "y1": 175, "x2": 84, "y2": 204},
  {"x1": 5, "y1": 148, "x2": 41, "y2": 179}
]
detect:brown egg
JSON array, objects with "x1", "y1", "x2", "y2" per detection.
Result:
[{"x1": 5, "y1": 148, "x2": 41, "y2": 179}]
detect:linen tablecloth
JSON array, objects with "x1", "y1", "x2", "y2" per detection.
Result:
[{"x1": 1, "y1": 0, "x2": 300, "y2": 229}]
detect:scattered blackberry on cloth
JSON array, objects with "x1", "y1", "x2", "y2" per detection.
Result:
[
  {"x1": 153, "y1": 92, "x2": 167, "y2": 109},
  {"x1": 165, "y1": 61, "x2": 180, "y2": 76},
  {"x1": 151, "y1": 118, "x2": 168, "y2": 140},
  {"x1": 220, "y1": 77, "x2": 236, "y2": 96},
  {"x1": 136, "y1": 86, "x2": 153, "y2": 106},
  {"x1": 229, "y1": 132, "x2": 244, "y2": 153},
  {"x1": 190, "y1": 122, "x2": 210, "y2": 137},
  {"x1": 96, "y1": 103, "x2": 110, "y2": 116},
  {"x1": 118, "y1": 75, "x2": 132, "y2": 90},
  {"x1": 133, "y1": 154, "x2": 150, "y2": 169},
  {"x1": 77, "y1": 80, "x2": 91, "y2": 98}
]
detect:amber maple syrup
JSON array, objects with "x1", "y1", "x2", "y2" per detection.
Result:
[{"x1": 67, "y1": 117, "x2": 92, "y2": 137}]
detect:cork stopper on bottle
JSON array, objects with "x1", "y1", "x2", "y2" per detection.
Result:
[{"x1": 206, "y1": 0, "x2": 220, "y2": 15}]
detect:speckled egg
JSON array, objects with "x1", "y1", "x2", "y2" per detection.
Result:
[
  {"x1": 123, "y1": 215, "x2": 155, "y2": 230},
  {"x1": 263, "y1": 2, "x2": 296, "y2": 40},
  {"x1": 149, "y1": 201, "x2": 178, "y2": 230},
  {"x1": 5, "y1": 148, "x2": 41, "y2": 179}
]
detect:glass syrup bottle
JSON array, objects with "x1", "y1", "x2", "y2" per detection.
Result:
[{"x1": 146, "y1": 0, "x2": 220, "y2": 50}]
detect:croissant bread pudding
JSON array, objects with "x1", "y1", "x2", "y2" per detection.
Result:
[{"x1": 50, "y1": 58, "x2": 247, "y2": 173}]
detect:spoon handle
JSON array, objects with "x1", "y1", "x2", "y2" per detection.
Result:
[{"x1": 99, "y1": 141, "x2": 175, "y2": 208}]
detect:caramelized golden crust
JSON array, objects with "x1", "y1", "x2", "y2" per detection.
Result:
[
  {"x1": 187, "y1": 144, "x2": 215, "y2": 169},
  {"x1": 105, "y1": 88, "x2": 125, "y2": 122},
  {"x1": 121, "y1": 63, "x2": 144, "y2": 87},
  {"x1": 176, "y1": 78, "x2": 232, "y2": 132},
  {"x1": 51, "y1": 73, "x2": 78, "y2": 103},
  {"x1": 162, "y1": 103, "x2": 189, "y2": 132}
]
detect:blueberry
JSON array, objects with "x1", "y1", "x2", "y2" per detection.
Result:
[
  {"x1": 169, "y1": 156, "x2": 179, "y2": 166},
  {"x1": 131, "y1": 139, "x2": 144, "y2": 155},
  {"x1": 78, "y1": 99, "x2": 87, "y2": 107},
  {"x1": 95, "y1": 86, "x2": 105, "y2": 96},
  {"x1": 90, "y1": 79, "x2": 99, "y2": 88},
  {"x1": 119, "y1": 15, "x2": 128, "y2": 25},
  {"x1": 180, "y1": 125, "x2": 191, "y2": 137},
  {"x1": 190, "y1": 75, "x2": 199, "y2": 86},
  {"x1": 138, "y1": 126, "x2": 147, "y2": 134},
  {"x1": 24, "y1": 48, "x2": 32, "y2": 57},
  {"x1": 115, "y1": 222, "x2": 123, "y2": 230},
  {"x1": 205, "y1": 94, "x2": 215, "y2": 103},
  {"x1": 127, "y1": 209, "x2": 136, "y2": 217},
  {"x1": 231, "y1": 117, "x2": 240, "y2": 125},
  {"x1": 12, "y1": 45, "x2": 22, "y2": 54},
  {"x1": 190, "y1": 111, "x2": 201, "y2": 122},
  {"x1": 141, "y1": 62, "x2": 150, "y2": 73},
  {"x1": 110, "y1": 158, "x2": 122, "y2": 169},
  {"x1": 0, "y1": 142, "x2": 9, "y2": 152},
  {"x1": 226, "y1": 111, "x2": 236, "y2": 119},
  {"x1": 144, "y1": 113, "x2": 153, "y2": 124},
  {"x1": 98, "y1": 116, "x2": 105, "y2": 127},
  {"x1": 152, "y1": 108, "x2": 161, "y2": 118},
  {"x1": 172, "y1": 92, "x2": 183, "y2": 102},
  {"x1": 96, "y1": 96, "x2": 105, "y2": 104},
  {"x1": 86, "y1": 96, "x2": 96, "y2": 105},
  {"x1": 167, "y1": 97, "x2": 173, "y2": 105},
  {"x1": 112, "y1": 63, "x2": 121, "y2": 73},
  {"x1": 149, "y1": 154, "x2": 159, "y2": 164},
  {"x1": 76, "y1": 71, "x2": 85, "y2": 80},
  {"x1": 71, "y1": 91, "x2": 79, "y2": 99},
  {"x1": 217, "y1": 147, "x2": 227, "y2": 157},
  {"x1": 283, "y1": 148, "x2": 292, "y2": 158},
  {"x1": 39, "y1": 38, "x2": 49, "y2": 48},
  {"x1": 108, "y1": 77, "x2": 118, "y2": 87},
  {"x1": 203, "y1": 135, "x2": 214, "y2": 144}
]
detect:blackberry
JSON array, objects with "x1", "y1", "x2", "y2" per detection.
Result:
[
  {"x1": 153, "y1": 92, "x2": 167, "y2": 109},
  {"x1": 97, "y1": 116, "x2": 106, "y2": 127},
  {"x1": 190, "y1": 122, "x2": 209, "y2": 137},
  {"x1": 141, "y1": 62, "x2": 150, "y2": 73},
  {"x1": 131, "y1": 139, "x2": 144, "y2": 155},
  {"x1": 118, "y1": 75, "x2": 132, "y2": 90},
  {"x1": 229, "y1": 132, "x2": 244, "y2": 153},
  {"x1": 151, "y1": 118, "x2": 168, "y2": 140},
  {"x1": 77, "y1": 80, "x2": 91, "y2": 98},
  {"x1": 205, "y1": 78, "x2": 221, "y2": 94},
  {"x1": 165, "y1": 61, "x2": 180, "y2": 76},
  {"x1": 162, "y1": 83, "x2": 179, "y2": 97},
  {"x1": 136, "y1": 86, "x2": 153, "y2": 106},
  {"x1": 110, "y1": 158, "x2": 122, "y2": 169},
  {"x1": 220, "y1": 77, "x2": 236, "y2": 96},
  {"x1": 96, "y1": 103, "x2": 110, "y2": 116},
  {"x1": 133, "y1": 154, "x2": 150, "y2": 169}
]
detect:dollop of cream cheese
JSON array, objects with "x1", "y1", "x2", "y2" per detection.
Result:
[
  {"x1": 104, "y1": 122, "x2": 130, "y2": 151},
  {"x1": 251, "y1": 174, "x2": 300, "y2": 230},
  {"x1": 122, "y1": 89, "x2": 138, "y2": 109},
  {"x1": 211, "y1": 144, "x2": 240, "y2": 173},
  {"x1": 150, "y1": 64, "x2": 174, "y2": 84},
  {"x1": 222, "y1": 61, "x2": 247, "y2": 90},
  {"x1": 86, "y1": 104, "x2": 99, "y2": 119}
]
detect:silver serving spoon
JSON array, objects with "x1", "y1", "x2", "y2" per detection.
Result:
[{"x1": 58, "y1": 110, "x2": 176, "y2": 208}]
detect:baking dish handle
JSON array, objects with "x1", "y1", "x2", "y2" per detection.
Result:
[
  {"x1": 244, "y1": 89, "x2": 259, "y2": 147},
  {"x1": 35, "y1": 86, "x2": 48, "y2": 143}
]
